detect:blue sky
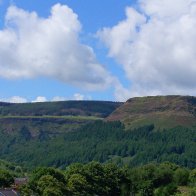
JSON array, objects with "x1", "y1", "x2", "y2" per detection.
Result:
[
  {"x1": 0, "y1": 0, "x2": 136, "y2": 102},
  {"x1": 0, "y1": 0, "x2": 196, "y2": 102}
]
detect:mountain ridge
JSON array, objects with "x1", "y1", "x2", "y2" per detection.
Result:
[
  {"x1": 0, "y1": 100, "x2": 123, "y2": 117},
  {"x1": 0, "y1": 100, "x2": 122, "y2": 136}
]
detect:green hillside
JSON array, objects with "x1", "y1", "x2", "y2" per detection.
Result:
[
  {"x1": 0, "y1": 96, "x2": 196, "y2": 170},
  {"x1": 0, "y1": 100, "x2": 122, "y2": 117},
  {"x1": 0, "y1": 100, "x2": 122, "y2": 136},
  {"x1": 0, "y1": 120, "x2": 195, "y2": 169},
  {"x1": 107, "y1": 95, "x2": 196, "y2": 130},
  {"x1": 0, "y1": 115, "x2": 102, "y2": 137}
]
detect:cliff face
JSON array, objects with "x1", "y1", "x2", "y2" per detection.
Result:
[{"x1": 107, "y1": 95, "x2": 196, "y2": 129}]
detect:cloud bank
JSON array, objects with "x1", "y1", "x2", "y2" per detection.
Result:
[
  {"x1": 0, "y1": 96, "x2": 28, "y2": 103},
  {"x1": 98, "y1": 0, "x2": 196, "y2": 97},
  {"x1": 0, "y1": 93, "x2": 91, "y2": 103},
  {"x1": 0, "y1": 4, "x2": 113, "y2": 90}
]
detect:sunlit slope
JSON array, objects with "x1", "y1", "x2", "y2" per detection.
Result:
[{"x1": 107, "y1": 95, "x2": 196, "y2": 129}]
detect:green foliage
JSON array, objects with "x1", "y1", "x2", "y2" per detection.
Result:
[
  {"x1": 37, "y1": 175, "x2": 65, "y2": 196},
  {"x1": 189, "y1": 168, "x2": 196, "y2": 185},
  {"x1": 0, "y1": 160, "x2": 194, "y2": 196},
  {"x1": 154, "y1": 183, "x2": 178, "y2": 196},
  {"x1": 19, "y1": 162, "x2": 129, "y2": 195},
  {"x1": 0, "y1": 159, "x2": 25, "y2": 177},
  {"x1": 0, "y1": 169, "x2": 14, "y2": 187},
  {"x1": 66, "y1": 174, "x2": 90, "y2": 196},
  {"x1": 174, "y1": 168, "x2": 189, "y2": 186},
  {"x1": 19, "y1": 185, "x2": 34, "y2": 196},
  {"x1": 30, "y1": 167, "x2": 66, "y2": 186},
  {"x1": 128, "y1": 163, "x2": 175, "y2": 195},
  {"x1": 190, "y1": 187, "x2": 196, "y2": 196},
  {"x1": 42, "y1": 187, "x2": 64, "y2": 196},
  {"x1": 0, "y1": 120, "x2": 195, "y2": 169},
  {"x1": 21, "y1": 167, "x2": 67, "y2": 196},
  {"x1": 19, "y1": 126, "x2": 31, "y2": 141},
  {"x1": 65, "y1": 161, "x2": 128, "y2": 196},
  {"x1": 18, "y1": 162, "x2": 195, "y2": 196}
]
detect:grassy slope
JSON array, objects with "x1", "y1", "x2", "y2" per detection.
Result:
[
  {"x1": 0, "y1": 115, "x2": 102, "y2": 120},
  {"x1": 107, "y1": 95, "x2": 196, "y2": 130}
]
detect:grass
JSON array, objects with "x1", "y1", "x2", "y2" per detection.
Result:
[
  {"x1": 0, "y1": 115, "x2": 103, "y2": 136},
  {"x1": 109, "y1": 96, "x2": 196, "y2": 130},
  {"x1": 177, "y1": 186, "x2": 195, "y2": 196},
  {"x1": 0, "y1": 115, "x2": 103, "y2": 120},
  {"x1": 124, "y1": 112, "x2": 196, "y2": 131}
]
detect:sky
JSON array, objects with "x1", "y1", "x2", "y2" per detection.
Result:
[{"x1": 0, "y1": 0, "x2": 196, "y2": 103}]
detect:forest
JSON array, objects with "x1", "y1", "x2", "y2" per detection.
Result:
[{"x1": 0, "y1": 121, "x2": 195, "y2": 169}]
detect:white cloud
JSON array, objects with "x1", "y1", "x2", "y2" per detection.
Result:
[
  {"x1": 0, "y1": 94, "x2": 94, "y2": 103},
  {"x1": 98, "y1": 0, "x2": 196, "y2": 97},
  {"x1": 73, "y1": 93, "x2": 84, "y2": 100},
  {"x1": 39, "y1": 95, "x2": 86, "y2": 102},
  {"x1": 0, "y1": 4, "x2": 113, "y2": 90},
  {"x1": 139, "y1": 0, "x2": 195, "y2": 19},
  {"x1": 32, "y1": 96, "x2": 47, "y2": 103},
  {"x1": 73, "y1": 93, "x2": 92, "y2": 100},
  {"x1": 52, "y1": 94, "x2": 92, "y2": 101},
  {"x1": 0, "y1": 96, "x2": 27, "y2": 103},
  {"x1": 52, "y1": 96, "x2": 66, "y2": 102}
]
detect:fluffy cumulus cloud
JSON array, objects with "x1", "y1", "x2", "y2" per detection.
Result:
[
  {"x1": 0, "y1": 4, "x2": 114, "y2": 90},
  {"x1": 98, "y1": 0, "x2": 196, "y2": 98}
]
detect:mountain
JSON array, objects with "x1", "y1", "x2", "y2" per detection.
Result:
[
  {"x1": 0, "y1": 96, "x2": 195, "y2": 169},
  {"x1": 0, "y1": 100, "x2": 122, "y2": 117},
  {"x1": 107, "y1": 95, "x2": 196, "y2": 130},
  {"x1": 0, "y1": 100, "x2": 122, "y2": 136}
]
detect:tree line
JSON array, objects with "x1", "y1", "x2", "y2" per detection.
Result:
[{"x1": 0, "y1": 161, "x2": 195, "y2": 195}]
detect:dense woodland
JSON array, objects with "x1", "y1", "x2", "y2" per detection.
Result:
[
  {"x1": 0, "y1": 121, "x2": 195, "y2": 169},
  {"x1": 0, "y1": 160, "x2": 196, "y2": 195}
]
